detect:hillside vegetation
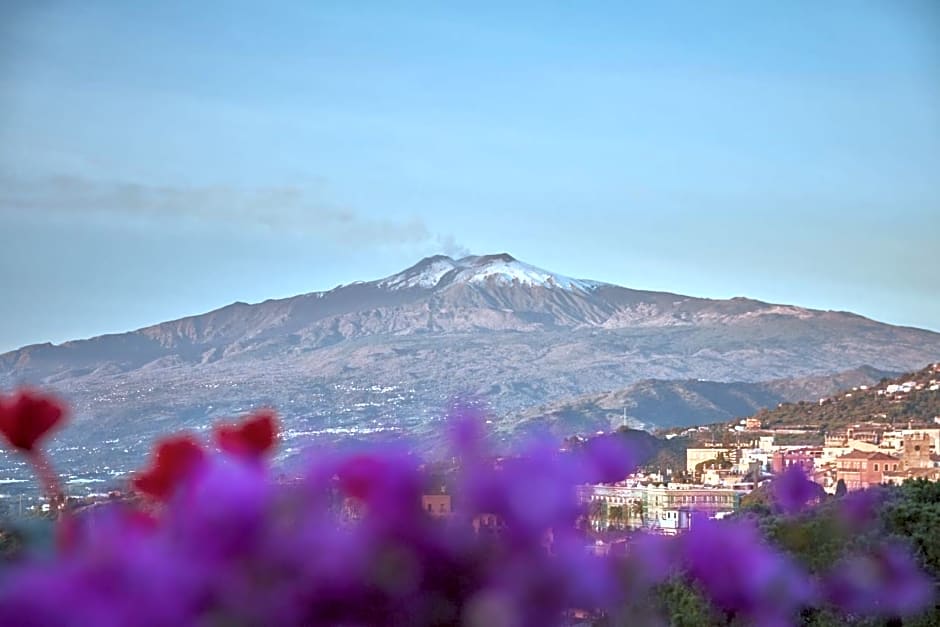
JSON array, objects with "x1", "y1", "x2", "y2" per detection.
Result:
[
  {"x1": 514, "y1": 366, "x2": 894, "y2": 434},
  {"x1": 752, "y1": 363, "x2": 940, "y2": 432}
]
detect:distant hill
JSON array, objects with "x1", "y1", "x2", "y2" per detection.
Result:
[
  {"x1": 750, "y1": 363, "x2": 940, "y2": 432},
  {"x1": 505, "y1": 366, "x2": 896, "y2": 437}
]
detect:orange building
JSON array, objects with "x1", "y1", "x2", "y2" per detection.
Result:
[{"x1": 835, "y1": 450, "x2": 901, "y2": 491}]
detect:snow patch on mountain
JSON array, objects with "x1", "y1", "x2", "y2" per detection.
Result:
[
  {"x1": 453, "y1": 258, "x2": 603, "y2": 292},
  {"x1": 379, "y1": 256, "x2": 458, "y2": 289},
  {"x1": 379, "y1": 254, "x2": 604, "y2": 292},
  {"x1": 756, "y1": 305, "x2": 816, "y2": 319}
]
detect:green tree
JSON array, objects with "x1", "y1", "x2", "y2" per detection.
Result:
[
  {"x1": 881, "y1": 479, "x2": 940, "y2": 579},
  {"x1": 834, "y1": 479, "x2": 847, "y2": 498},
  {"x1": 654, "y1": 578, "x2": 724, "y2": 627},
  {"x1": 630, "y1": 499, "x2": 645, "y2": 526},
  {"x1": 589, "y1": 499, "x2": 608, "y2": 530},
  {"x1": 608, "y1": 505, "x2": 625, "y2": 530}
]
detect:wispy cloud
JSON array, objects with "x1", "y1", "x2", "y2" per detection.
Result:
[
  {"x1": 434, "y1": 234, "x2": 472, "y2": 258},
  {"x1": 0, "y1": 174, "x2": 459, "y2": 250}
]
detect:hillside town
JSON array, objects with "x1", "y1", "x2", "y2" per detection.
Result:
[
  {"x1": 398, "y1": 365, "x2": 940, "y2": 551},
  {"x1": 578, "y1": 363, "x2": 940, "y2": 537}
]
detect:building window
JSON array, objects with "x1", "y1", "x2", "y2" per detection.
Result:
[
  {"x1": 893, "y1": 464, "x2": 898, "y2": 471},
  {"x1": 874, "y1": 464, "x2": 879, "y2": 471}
]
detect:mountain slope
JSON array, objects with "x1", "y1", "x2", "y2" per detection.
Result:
[
  {"x1": 4, "y1": 253, "x2": 937, "y2": 384},
  {"x1": 507, "y1": 366, "x2": 897, "y2": 436},
  {"x1": 751, "y1": 363, "x2": 940, "y2": 431},
  {"x1": 0, "y1": 253, "x2": 939, "y2": 493}
]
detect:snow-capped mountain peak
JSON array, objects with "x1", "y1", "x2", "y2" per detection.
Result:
[
  {"x1": 451, "y1": 254, "x2": 602, "y2": 291},
  {"x1": 377, "y1": 255, "x2": 459, "y2": 289},
  {"x1": 378, "y1": 253, "x2": 604, "y2": 292}
]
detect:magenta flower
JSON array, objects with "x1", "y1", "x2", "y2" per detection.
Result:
[
  {"x1": 681, "y1": 518, "x2": 817, "y2": 623},
  {"x1": 0, "y1": 505, "x2": 202, "y2": 626},
  {"x1": 772, "y1": 463, "x2": 821, "y2": 515},
  {"x1": 0, "y1": 391, "x2": 935, "y2": 626},
  {"x1": 826, "y1": 543, "x2": 935, "y2": 617},
  {"x1": 580, "y1": 433, "x2": 639, "y2": 484},
  {"x1": 168, "y1": 454, "x2": 273, "y2": 560},
  {"x1": 835, "y1": 487, "x2": 884, "y2": 531}
]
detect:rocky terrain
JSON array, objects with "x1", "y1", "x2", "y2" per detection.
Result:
[{"x1": 1, "y1": 253, "x2": 939, "y2": 500}]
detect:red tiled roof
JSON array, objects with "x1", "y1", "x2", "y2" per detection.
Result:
[
  {"x1": 836, "y1": 449, "x2": 900, "y2": 462},
  {"x1": 836, "y1": 450, "x2": 872, "y2": 459},
  {"x1": 867, "y1": 452, "x2": 903, "y2": 461}
]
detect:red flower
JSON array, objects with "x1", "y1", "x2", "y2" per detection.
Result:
[
  {"x1": 214, "y1": 410, "x2": 278, "y2": 458},
  {"x1": 0, "y1": 389, "x2": 67, "y2": 452},
  {"x1": 337, "y1": 454, "x2": 384, "y2": 500},
  {"x1": 132, "y1": 435, "x2": 205, "y2": 501}
]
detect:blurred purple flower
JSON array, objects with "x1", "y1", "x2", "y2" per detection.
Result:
[
  {"x1": 580, "y1": 434, "x2": 638, "y2": 484},
  {"x1": 446, "y1": 400, "x2": 487, "y2": 459},
  {"x1": 682, "y1": 518, "x2": 817, "y2": 623},
  {"x1": 836, "y1": 487, "x2": 884, "y2": 531},
  {"x1": 772, "y1": 463, "x2": 820, "y2": 515},
  {"x1": 0, "y1": 505, "x2": 202, "y2": 626},
  {"x1": 169, "y1": 454, "x2": 273, "y2": 560},
  {"x1": 826, "y1": 543, "x2": 935, "y2": 617},
  {"x1": 626, "y1": 532, "x2": 678, "y2": 587},
  {"x1": 335, "y1": 447, "x2": 424, "y2": 530},
  {"x1": 1, "y1": 392, "x2": 935, "y2": 627}
]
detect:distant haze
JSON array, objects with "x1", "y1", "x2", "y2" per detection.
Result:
[{"x1": 1, "y1": 2, "x2": 938, "y2": 352}]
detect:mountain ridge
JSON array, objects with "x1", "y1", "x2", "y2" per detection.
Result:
[
  {"x1": 0, "y1": 254, "x2": 940, "y2": 498},
  {"x1": 4, "y1": 253, "x2": 932, "y2": 368},
  {"x1": 1, "y1": 253, "x2": 939, "y2": 487},
  {"x1": 3, "y1": 254, "x2": 927, "y2": 361},
  {"x1": 506, "y1": 365, "x2": 899, "y2": 437}
]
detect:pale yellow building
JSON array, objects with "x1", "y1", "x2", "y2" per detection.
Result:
[{"x1": 686, "y1": 447, "x2": 734, "y2": 474}]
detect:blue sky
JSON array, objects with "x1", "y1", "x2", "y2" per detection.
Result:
[{"x1": 1, "y1": 1, "x2": 938, "y2": 353}]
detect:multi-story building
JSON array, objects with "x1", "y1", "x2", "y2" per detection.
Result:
[
  {"x1": 879, "y1": 427, "x2": 922, "y2": 450},
  {"x1": 832, "y1": 429, "x2": 940, "y2": 490},
  {"x1": 825, "y1": 426, "x2": 886, "y2": 448},
  {"x1": 758, "y1": 436, "x2": 775, "y2": 452},
  {"x1": 771, "y1": 448, "x2": 819, "y2": 474},
  {"x1": 735, "y1": 448, "x2": 772, "y2": 475},
  {"x1": 686, "y1": 447, "x2": 735, "y2": 474},
  {"x1": 900, "y1": 433, "x2": 936, "y2": 469},
  {"x1": 877, "y1": 433, "x2": 940, "y2": 484},
  {"x1": 580, "y1": 483, "x2": 745, "y2": 534},
  {"x1": 821, "y1": 438, "x2": 881, "y2": 465},
  {"x1": 835, "y1": 450, "x2": 902, "y2": 491}
]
